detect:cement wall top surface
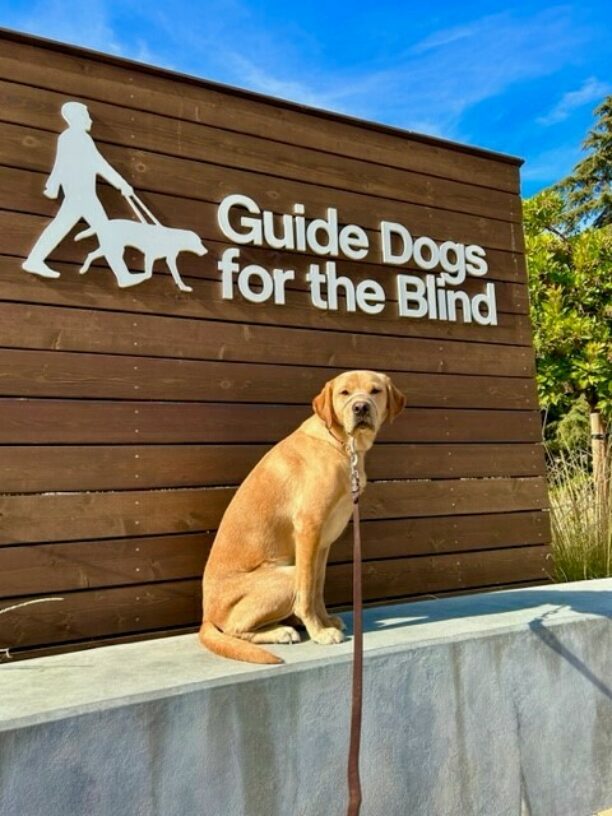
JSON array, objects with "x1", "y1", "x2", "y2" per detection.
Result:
[{"x1": 2, "y1": 578, "x2": 611, "y2": 732}]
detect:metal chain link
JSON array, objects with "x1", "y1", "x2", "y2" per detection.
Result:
[{"x1": 347, "y1": 436, "x2": 361, "y2": 501}]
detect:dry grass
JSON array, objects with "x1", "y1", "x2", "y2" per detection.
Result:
[{"x1": 548, "y1": 446, "x2": 611, "y2": 582}]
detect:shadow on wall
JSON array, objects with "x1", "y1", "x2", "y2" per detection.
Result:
[{"x1": 356, "y1": 586, "x2": 612, "y2": 701}]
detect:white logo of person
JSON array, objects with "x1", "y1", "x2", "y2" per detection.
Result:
[{"x1": 22, "y1": 101, "x2": 206, "y2": 291}]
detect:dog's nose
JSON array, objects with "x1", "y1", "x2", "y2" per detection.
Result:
[{"x1": 352, "y1": 401, "x2": 370, "y2": 417}]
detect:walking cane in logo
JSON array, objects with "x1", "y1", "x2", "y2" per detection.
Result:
[{"x1": 22, "y1": 101, "x2": 207, "y2": 291}]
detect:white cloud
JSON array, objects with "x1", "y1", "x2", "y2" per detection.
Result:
[
  {"x1": 0, "y1": 0, "x2": 177, "y2": 70},
  {"x1": 537, "y1": 77, "x2": 610, "y2": 126},
  {"x1": 408, "y1": 20, "x2": 485, "y2": 55},
  {"x1": 201, "y1": 6, "x2": 589, "y2": 141},
  {"x1": 8, "y1": 0, "x2": 123, "y2": 55},
  {"x1": 223, "y1": 53, "x2": 340, "y2": 110},
  {"x1": 0, "y1": 0, "x2": 595, "y2": 147}
]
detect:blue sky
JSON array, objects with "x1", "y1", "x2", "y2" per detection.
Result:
[{"x1": 2, "y1": 0, "x2": 610, "y2": 196}]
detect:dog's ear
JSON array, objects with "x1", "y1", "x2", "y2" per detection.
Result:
[
  {"x1": 312, "y1": 380, "x2": 337, "y2": 429},
  {"x1": 385, "y1": 378, "x2": 407, "y2": 423}
]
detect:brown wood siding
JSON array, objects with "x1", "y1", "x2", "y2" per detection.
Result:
[{"x1": 0, "y1": 32, "x2": 551, "y2": 659}]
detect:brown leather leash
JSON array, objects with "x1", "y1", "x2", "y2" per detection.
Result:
[{"x1": 347, "y1": 436, "x2": 363, "y2": 816}]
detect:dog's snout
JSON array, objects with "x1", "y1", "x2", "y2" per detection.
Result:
[{"x1": 352, "y1": 401, "x2": 370, "y2": 417}]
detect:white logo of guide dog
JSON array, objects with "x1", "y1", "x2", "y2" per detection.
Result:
[{"x1": 23, "y1": 101, "x2": 206, "y2": 291}]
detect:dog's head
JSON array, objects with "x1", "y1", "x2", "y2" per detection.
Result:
[
  {"x1": 312, "y1": 370, "x2": 406, "y2": 446},
  {"x1": 183, "y1": 231, "x2": 208, "y2": 257}
]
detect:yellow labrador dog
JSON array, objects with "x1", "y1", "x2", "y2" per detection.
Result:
[{"x1": 199, "y1": 370, "x2": 406, "y2": 664}]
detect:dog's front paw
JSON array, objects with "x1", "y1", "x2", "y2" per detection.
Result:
[
  {"x1": 312, "y1": 627, "x2": 345, "y2": 645},
  {"x1": 277, "y1": 626, "x2": 301, "y2": 644},
  {"x1": 326, "y1": 615, "x2": 346, "y2": 631}
]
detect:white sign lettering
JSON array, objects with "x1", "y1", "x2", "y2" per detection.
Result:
[
  {"x1": 23, "y1": 102, "x2": 497, "y2": 326},
  {"x1": 216, "y1": 193, "x2": 497, "y2": 325}
]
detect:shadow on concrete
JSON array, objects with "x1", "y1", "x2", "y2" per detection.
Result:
[
  {"x1": 349, "y1": 585, "x2": 612, "y2": 702},
  {"x1": 362, "y1": 587, "x2": 612, "y2": 631},
  {"x1": 528, "y1": 608, "x2": 612, "y2": 701}
]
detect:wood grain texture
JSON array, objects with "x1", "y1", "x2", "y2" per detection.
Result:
[
  {"x1": 0, "y1": 478, "x2": 549, "y2": 545},
  {"x1": 0, "y1": 37, "x2": 521, "y2": 191},
  {"x1": 0, "y1": 163, "x2": 531, "y2": 297},
  {"x1": 0, "y1": 81, "x2": 521, "y2": 222},
  {"x1": 0, "y1": 399, "x2": 543, "y2": 444},
  {"x1": 0, "y1": 545, "x2": 551, "y2": 649},
  {"x1": 0, "y1": 348, "x2": 535, "y2": 402},
  {"x1": 0, "y1": 120, "x2": 524, "y2": 252},
  {"x1": 0, "y1": 253, "x2": 534, "y2": 347},
  {"x1": 0, "y1": 302, "x2": 539, "y2": 400},
  {"x1": 0, "y1": 163, "x2": 528, "y2": 284},
  {"x1": 0, "y1": 512, "x2": 551, "y2": 597},
  {"x1": 0, "y1": 443, "x2": 546, "y2": 493}
]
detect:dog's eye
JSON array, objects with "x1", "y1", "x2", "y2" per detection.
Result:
[
  {"x1": 370, "y1": 387, "x2": 382, "y2": 395},
  {"x1": 339, "y1": 389, "x2": 350, "y2": 396}
]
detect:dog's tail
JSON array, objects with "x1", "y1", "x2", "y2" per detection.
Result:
[
  {"x1": 199, "y1": 620, "x2": 283, "y2": 665},
  {"x1": 74, "y1": 227, "x2": 95, "y2": 242}
]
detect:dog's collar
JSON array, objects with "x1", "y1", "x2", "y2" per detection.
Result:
[{"x1": 326, "y1": 425, "x2": 353, "y2": 457}]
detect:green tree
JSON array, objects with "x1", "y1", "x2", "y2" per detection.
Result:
[
  {"x1": 524, "y1": 189, "x2": 611, "y2": 480},
  {"x1": 556, "y1": 95, "x2": 612, "y2": 229}
]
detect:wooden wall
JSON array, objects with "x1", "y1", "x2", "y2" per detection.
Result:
[{"x1": 0, "y1": 30, "x2": 551, "y2": 660}]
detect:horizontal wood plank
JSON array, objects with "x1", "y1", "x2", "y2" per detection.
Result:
[
  {"x1": 0, "y1": 348, "x2": 536, "y2": 403},
  {"x1": 333, "y1": 512, "x2": 551, "y2": 562},
  {"x1": 0, "y1": 256, "x2": 534, "y2": 347},
  {"x1": 0, "y1": 303, "x2": 539, "y2": 404},
  {"x1": 0, "y1": 120, "x2": 523, "y2": 252},
  {"x1": 1, "y1": 163, "x2": 528, "y2": 284},
  {"x1": 0, "y1": 443, "x2": 546, "y2": 493},
  {"x1": 0, "y1": 80, "x2": 520, "y2": 222},
  {"x1": 0, "y1": 477, "x2": 549, "y2": 545},
  {"x1": 1, "y1": 580, "x2": 202, "y2": 648},
  {"x1": 0, "y1": 38, "x2": 520, "y2": 192},
  {"x1": 327, "y1": 545, "x2": 552, "y2": 605},
  {"x1": 0, "y1": 545, "x2": 551, "y2": 648},
  {"x1": 0, "y1": 399, "x2": 543, "y2": 444},
  {"x1": 0, "y1": 512, "x2": 551, "y2": 597},
  {"x1": 0, "y1": 533, "x2": 212, "y2": 597},
  {"x1": 2, "y1": 625, "x2": 202, "y2": 661}
]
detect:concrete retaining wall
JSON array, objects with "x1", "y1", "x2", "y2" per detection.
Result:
[{"x1": 1, "y1": 578, "x2": 612, "y2": 816}]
